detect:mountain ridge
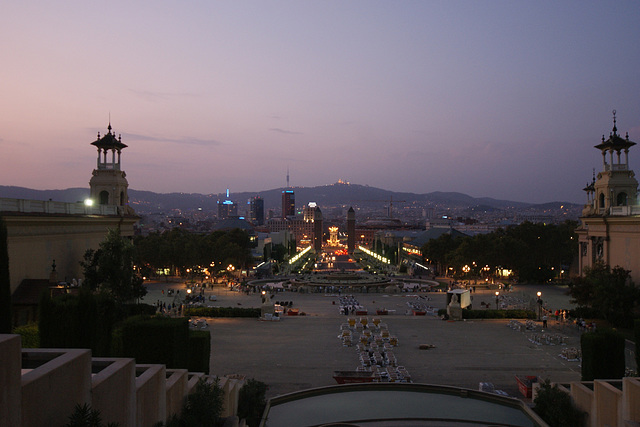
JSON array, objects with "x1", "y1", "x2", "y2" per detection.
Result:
[{"x1": 0, "y1": 183, "x2": 580, "y2": 214}]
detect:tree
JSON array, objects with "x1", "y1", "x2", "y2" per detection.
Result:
[
  {"x1": 533, "y1": 379, "x2": 585, "y2": 427},
  {"x1": 238, "y1": 379, "x2": 268, "y2": 427},
  {"x1": 81, "y1": 228, "x2": 147, "y2": 303},
  {"x1": 0, "y1": 217, "x2": 11, "y2": 333},
  {"x1": 569, "y1": 261, "x2": 640, "y2": 327}
]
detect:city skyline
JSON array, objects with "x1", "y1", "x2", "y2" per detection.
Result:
[{"x1": 1, "y1": 1, "x2": 639, "y2": 204}]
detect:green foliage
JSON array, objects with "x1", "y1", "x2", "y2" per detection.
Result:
[
  {"x1": 0, "y1": 217, "x2": 11, "y2": 333},
  {"x1": 437, "y1": 308, "x2": 535, "y2": 319},
  {"x1": 569, "y1": 261, "x2": 640, "y2": 328},
  {"x1": 635, "y1": 319, "x2": 640, "y2": 374},
  {"x1": 81, "y1": 228, "x2": 147, "y2": 303},
  {"x1": 65, "y1": 403, "x2": 119, "y2": 427},
  {"x1": 422, "y1": 221, "x2": 578, "y2": 282},
  {"x1": 462, "y1": 309, "x2": 536, "y2": 319},
  {"x1": 134, "y1": 228, "x2": 253, "y2": 277},
  {"x1": 238, "y1": 379, "x2": 268, "y2": 427},
  {"x1": 38, "y1": 291, "x2": 118, "y2": 355},
  {"x1": 188, "y1": 330, "x2": 211, "y2": 374},
  {"x1": 116, "y1": 315, "x2": 189, "y2": 368},
  {"x1": 185, "y1": 306, "x2": 261, "y2": 318},
  {"x1": 581, "y1": 328, "x2": 625, "y2": 381},
  {"x1": 166, "y1": 379, "x2": 224, "y2": 427},
  {"x1": 533, "y1": 379, "x2": 585, "y2": 427},
  {"x1": 13, "y1": 323, "x2": 39, "y2": 348}
]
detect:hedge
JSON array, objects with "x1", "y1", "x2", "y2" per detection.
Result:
[
  {"x1": 188, "y1": 330, "x2": 211, "y2": 374},
  {"x1": 436, "y1": 308, "x2": 535, "y2": 319},
  {"x1": 114, "y1": 315, "x2": 190, "y2": 369},
  {"x1": 185, "y1": 306, "x2": 261, "y2": 318},
  {"x1": 636, "y1": 319, "x2": 640, "y2": 373},
  {"x1": 581, "y1": 329, "x2": 625, "y2": 381}
]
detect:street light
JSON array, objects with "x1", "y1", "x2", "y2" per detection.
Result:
[
  {"x1": 495, "y1": 291, "x2": 500, "y2": 310},
  {"x1": 536, "y1": 291, "x2": 542, "y2": 320}
]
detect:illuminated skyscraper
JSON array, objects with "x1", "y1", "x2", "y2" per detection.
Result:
[
  {"x1": 282, "y1": 189, "x2": 295, "y2": 218},
  {"x1": 218, "y1": 189, "x2": 238, "y2": 219},
  {"x1": 248, "y1": 196, "x2": 264, "y2": 225}
]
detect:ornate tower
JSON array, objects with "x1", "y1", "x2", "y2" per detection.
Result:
[
  {"x1": 583, "y1": 110, "x2": 638, "y2": 216},
  {"x1": 89, "y1": 123, "x2": 133, "y2": 214}
]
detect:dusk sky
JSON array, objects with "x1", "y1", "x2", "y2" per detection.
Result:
[{"x1": 2, "y1": 1, "x2": 639, "y2": 204}]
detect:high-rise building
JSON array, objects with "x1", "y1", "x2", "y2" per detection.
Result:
[
  {"x1": 282, "y1": 189, "x2": 295, "y2": 218},
  {"x1": 218, "y1": 189, "x2": 238, "y2": 219},
  {"x1": 313, "y1": 207, "x2": 323, "y2": 252},
  {"x1": 347, "y1": 206, "x2": 356, "y2": 253},
  {"x1": 248, "y1": 196, "x2": 264, "y2": 226}
]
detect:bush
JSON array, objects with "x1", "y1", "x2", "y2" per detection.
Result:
[
  {"x1": 188, "y1": 330, "x2": 211, "y2": 374},
  {"x1": 185, "y1": 306, "x2": 261, "y2": 318},
  {"x1": 64, "y1": 403, "x2": 118, "y2": 427},
  {"x1": 462, "y1": 309, "x2": 536, "y2": 319},
  {"x1": 581, "y1": 328, "x2": 625, "y2": 381},
  {"x1": 635, "y1": 320, "x2": 640, "y2": 373},
  {"x1": 115, "y1": 315, "x2": 189, "y2": 369},
  {"x1": 533, "y1": 379, "x2": 585, "y2": 427},
  {"x1": 238, "y1": 379, "x2": 268, "y2": 427},
  {"x1": 13, "y1": 323, "x2": 39, "y2": 348},
  {"x1": 166, "y1": 379, "x2": 224, "y2": 427}
]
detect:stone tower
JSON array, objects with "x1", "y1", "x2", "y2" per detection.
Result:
[
  {"x1": 89, "y1": 123, "x2": 134, "y2": 215},
  {"x1": 582, "y1": 110, "x2": 638, "y2": 216}
]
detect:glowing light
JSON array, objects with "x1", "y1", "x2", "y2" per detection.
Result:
[{"x1": 84, "y1": 199, "x2": 93, "y2": 207}]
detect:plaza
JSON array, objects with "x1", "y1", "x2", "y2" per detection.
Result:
[{"x1": 143, "y1": 281, "x2": 583, "y2": 400}]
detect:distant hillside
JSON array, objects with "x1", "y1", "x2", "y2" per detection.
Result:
[{"x1": 1, "y1": 183, "x2": 580, "y2": 214}]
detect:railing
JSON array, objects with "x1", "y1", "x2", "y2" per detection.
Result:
[{"x1": 0, "y1": 198, "x2": 119, "y2": 215}]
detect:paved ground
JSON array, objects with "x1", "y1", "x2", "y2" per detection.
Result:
[{"x1": 142, "y1": 280, "x2": 585, "y2": 400}]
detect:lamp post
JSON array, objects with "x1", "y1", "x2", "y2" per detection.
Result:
[
  {"x1": 495, "y1": 291, "x2": 500, "y2": 310},
  {"x1": 537, "y1": 291, "x2": 542, "y2": 320}
]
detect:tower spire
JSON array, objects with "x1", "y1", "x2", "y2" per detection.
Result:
[
  {"x1": 612, "y1": 109, "x2": 618, "y2": 136},
  {"x1": 286, "y1": 167, "x2": 290, "y2": 188}
]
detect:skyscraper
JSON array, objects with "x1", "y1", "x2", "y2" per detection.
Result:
[
  {"x1": 282, "y1": 190, "x2": 295, "y2": 218},
  {"x1": 218, "y1": 189, "x2": 238, "y2": 219},
  {"x1": 248, "y1": 196, "x2": 264, "y2": 226}
]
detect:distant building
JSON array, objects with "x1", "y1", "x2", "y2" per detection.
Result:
[
  {"x1": 282, "y1": 189, "x2": 295, "y2": 218},
  {"x1": 217, "y1": 189, "x2": 238, "y2": 219},
  {"x1": 576, "y1": 111, "x2": 640, "y2": 284},
  {"x1": 248, "y1": 196, "x2": 264, "y2": 226},
  {"x1": 347, "y1": 207, "x2": 355, "y2": 253}
]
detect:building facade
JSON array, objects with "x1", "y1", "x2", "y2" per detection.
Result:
[{"x1": 576, "y1": 111, "x2": 640, "y2": 284}]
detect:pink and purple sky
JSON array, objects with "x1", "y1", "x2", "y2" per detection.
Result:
[{"x1": 1, "y1": 1, "x2": 639, "y2": 204}]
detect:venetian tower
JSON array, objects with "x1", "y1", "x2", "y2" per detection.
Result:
[
  {"x1": 89, "y1": 123, "x2": 134, "y2": 215},
  {"x1": 582, "y1": 110, "x2": 638, "y2": 216},
  {"x1": 576, "y1": 111, "x2": 640, "y2": 282}
]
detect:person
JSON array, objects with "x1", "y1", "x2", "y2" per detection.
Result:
[{"x1": 542, "y1": 315, "x2": 548, "y2": 329}]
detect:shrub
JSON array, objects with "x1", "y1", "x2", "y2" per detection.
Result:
[
  {"x1": 533, "y1": 379, "x2": 585, "y2": 427},
  {"x1": 166, "y1": 379, "x2": 224, "y2": 427},
  {"x1": 581, "y1": 328, "x2": 625, "y2": 381},
  {"x1": 238, "y1": 379, "x2": 268, "y2": 427},
  {"x1": 116, "y1": 315, "x2": 189, "y2": 369},
  {"x1": 185, "y1": 306, "x2": 261, "y2": 318},
  {"x1": 188, "y1": 330, "x2": 211, "y2": 374},
  {"x1": 13, "y1": 323, "x2": 39, "y2": 348},
  {"x1": 64, "y1": 403, "x2": 118, "y2": 427},
  {"x1": 462, "y1": 309, "x2": 536, "y2": 319}
]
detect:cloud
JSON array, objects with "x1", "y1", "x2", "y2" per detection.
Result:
[
  {"x1": 269, "y1": 128, "x2": 303, "y2": 135},
  {"x1": 122, "y1": 133, "x2": 222, "y2": 146}
]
